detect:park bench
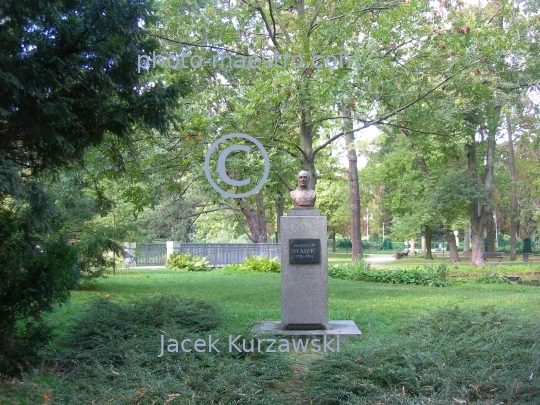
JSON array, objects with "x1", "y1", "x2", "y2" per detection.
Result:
[
  {"x1": 395, "y1": 249, "x2": 409, "y2": 259},
  {"x1": 483, "y1": 252, "x2": 504, "y2": 262}
]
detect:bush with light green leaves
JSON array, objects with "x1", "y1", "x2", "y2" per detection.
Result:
[
  {"x1": 239, "y1": 256, "x2": 281, "y2": 273},
  {"x1": 166, "y1": 252, "x2": 210, "y2": 271}
]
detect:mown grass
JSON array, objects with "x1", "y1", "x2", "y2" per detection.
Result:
[{"x1": 1, "y1": 268, "x2": 539, "y2": 404}]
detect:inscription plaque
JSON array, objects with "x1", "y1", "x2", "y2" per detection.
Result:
[{"x1": 289, "y1": 239, "x2": 321, "y2": 264}]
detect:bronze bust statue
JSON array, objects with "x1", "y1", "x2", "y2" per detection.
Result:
[{"x1": 290, "y1": 170, "x2": 316, "y2": 208}]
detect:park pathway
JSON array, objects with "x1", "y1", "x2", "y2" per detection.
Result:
[{"x1": 364, "y1": 254, "x2": 396, "y2": 264}]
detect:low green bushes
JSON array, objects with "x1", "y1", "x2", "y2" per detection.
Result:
[
  {"x1": 478, "y1": 273, "x2": 512, "y2": 284},
  {"x1": 239, "y1": 256, "x2": 281, "y2": 273},
  {"x1": 165, "y1": 253, "x2": 281, "y2": 273},
  {"x1": 329, "y1": 260, "x2": 450, "y2": 286},
  {"x1": 166, "y1": 252, "x2": 210, "y2": 271}
]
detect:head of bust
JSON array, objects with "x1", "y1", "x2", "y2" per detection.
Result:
[
  {"x1": 290, "y1": 170, "x2": 316, "y2": 208},
  {"x1": 297, "y1": 170, "x2": 310, "y2": 190}
]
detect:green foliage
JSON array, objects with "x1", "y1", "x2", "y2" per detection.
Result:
[
  {"x1": 478, "y1": 273, "x2": 512, "y2": 284},
  {"x1": 221, "y1": 263, "x2": 241, "y2": 272},
  {"x1": 239, "y1": 256, "x2": 281, "y2": 273},
  {"x1": 431, "y1": 172, "x2": 487, "y2": 224},
  {"x1": 316, "y1": 177, "x2": 350, "y2": 232},
  {"x1": 328, "y1": 259, "x2": 373, "y2": 278},
  {"x1": 166, "y1": 252, "x2": 210, "y2": 272},
  {"x1": 73, "y1": 226, "x2": 123, "y2": 280},
  {"x1": 306, "y1": 307, "x2": 540, "y2": 404},
  {"x1": 423, "y1": 262, "x2": 451, "y2": 279},
  {"x1": 0, "y1": 186, "x2": 78, "y2": 376},
  {"x1": 0, "y1": 0, "x2": 191, "y2": 377},
  {"x1": 336, "y1": 239, "x2": 353, "y2": 249},
  {"x1": 45, "y1": 168, "x2": 153, "y2": 278},
  {"x1": 0, "y1": 0, "x2": 189, "y2": 170},
  {"x1": 193, "y1": 210, "x2": 249, "y2": 243},
  {"x1": 69, "y1": 297, "x2": 222, "y2": 346},
  {"x1": 2, "y1": 268, "x2": 540, "y2": 403},
  {"x1": 329, "y1": 261, "x2": 449, "y2": 286},
  {"x1": 413, "y1": 252, "x2": 439, "y2": 260}
]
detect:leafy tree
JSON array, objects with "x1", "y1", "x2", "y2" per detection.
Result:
[
  {"x1": 364, "y1": 0, "x2": 540, "y2": 264},
  {"x1": 316, "y1": 175, "x2": 350, "y2": 251},
  {"x1": 0, "y1": 168, "x2": 77, "y2": 376},
  {"x1": 0, "y1": 0, "x2": 189, "y2": 375},
  {"x1": 151, "y1": 0, "x2": 472, "y2": 251}
]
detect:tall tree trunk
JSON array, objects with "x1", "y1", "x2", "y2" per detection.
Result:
[
  {"x1": 425, "y1": 225, "x2": 434, "y2": 260},
  {"x1": 344, "y1": 104, "x2": 362, "y2": 260},
  {"x1": 468, "y1": 136, "x2": 486, "y2": 265},
  {"x1": 507, "y1": 114, "x2": 518, "y2": 261},
  {"x1": 443, "y1": 229, "x2": 460, "y2": 262},
  {"x1": 275, "y1": 192, "x2": 283, "y2": 243},
  {"x1": 485, "y1": 210, "x2": 496, "y2": 252},
  {"x1": 468, "y1": 109, "x2": 498, "y2": 265},
  {"x1": 300, "y1": 109, "x2": 317, "y2": 188},
  {"x1": 238, "y1": 191, "x2": 268, "y2": 243},
  {"x1": 470, "y1": 219, "x2": 485, "y2": 265}
]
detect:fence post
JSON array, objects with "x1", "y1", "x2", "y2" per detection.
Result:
[
  {"x1": 123, "y1": 242, "x2": 136, "y2": 268},
  {"x1": 166, "y1": 241, "x2": 181, "y2": 259}
]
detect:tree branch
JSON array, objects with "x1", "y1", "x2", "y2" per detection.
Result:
[
  {"x1": 380, "y1": 122, "x2": 450, "y2": 137},
  {"x1": 311, "y1": 115, "x2": 355, "y2": 125},
  {"x1": 151, "y1": 35, "x2": 250, "y2": 56},
  {"x1": 307, "y1": 0, "x2": 323, "y2": 38},
  {"x1": 311, "y1": 69, "x2": 465, "y2": 157},
  {"x1": 267, "y1": 0, "x2": 277, "y2": 43},
  {"x1": 273, "y1": 169, "x2": 295, "y2": 191}
]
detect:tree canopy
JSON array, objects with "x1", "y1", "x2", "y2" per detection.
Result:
[{"x1": 0, "y1": 0, "x2": 189, "y2": 376}]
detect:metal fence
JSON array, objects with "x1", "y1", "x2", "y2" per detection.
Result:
[
  {"x1": 330, "y1": 238, "x2": 540, "y2": 254},
  {"x1": 171, "y1": 243, "x2": 280, "y2": 267},
  {"x1": 135, "y1": 243, "x2": 167, "y2": 266}
]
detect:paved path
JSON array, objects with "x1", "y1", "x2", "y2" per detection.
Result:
[{"x1": 364, "y1": 254, "x2": 396, "y2": 263}]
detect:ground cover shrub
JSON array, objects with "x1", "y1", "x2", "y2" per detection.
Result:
[
  {"x1": 329, "y1": 259, "x2": 373, "y2": 280},
  {"x1": 329, "y1": 261, "x2": 449, "y2": 286},
  {"x1": 45, "y1": 295, "x2": 289, "y2": 403},
  {"x1": 221, "y1": 263, "x2": 241, "y2": 272},
  {"x1": 478, "y1": 273, "x2": 513, "y2": 284},
  {"x1": 239, "y1": 256, "x2": 281, "y2": 273},
  {"x1": 166, "y1": 252, "x2": 210, "y2": 271},
  {"x1": 306, "y1": 306, "x2": 540, "y2": 404},
  {"x1": 423, "y1": 263, "x2": 450, "y2": 278}
]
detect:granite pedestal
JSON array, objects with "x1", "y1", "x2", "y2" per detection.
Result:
[
  {"x1": 280, "y1": 209, "x2": 328, "y2": 330},
  {"x1": 251, "y1": 208, "x2": 361, "y2": 342}
]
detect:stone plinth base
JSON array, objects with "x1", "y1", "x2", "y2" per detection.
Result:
[
  {"x1": 280, "y1": 211, "x2": 328, "y2": 329},
  {"x1": 251, "y1": 320, "x2": 362, "y2": 343}
]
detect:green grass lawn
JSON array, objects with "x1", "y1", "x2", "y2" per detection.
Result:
[
  {"x1": 2, "y1": 268, "x2": 539, "y2": 404},
  {"x1": 53, "y1": 268, "x2": 540, "y2": 338}
]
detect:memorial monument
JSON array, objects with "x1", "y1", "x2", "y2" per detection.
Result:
[
  {"x1": 253, "y1": 170, "x2": 361, "y2": 339},
  {"x1": 280, "y1": 170, "x2": 327, "y2": 329}
]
